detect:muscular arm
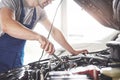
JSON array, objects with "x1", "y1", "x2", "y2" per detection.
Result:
[
  {"x1": 0, "y1": 7, "x2": 40, "y2": 40},
  {"x1": 0, "y1": 7, "x2": 55, "y2": 54}
]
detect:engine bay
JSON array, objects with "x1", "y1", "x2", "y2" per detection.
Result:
[{"x1": 0, "y1": 48, "x2": 120, "y2": 80}]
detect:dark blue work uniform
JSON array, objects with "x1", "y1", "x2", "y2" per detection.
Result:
[{"x1": 0, "y1": 0, "x2": 36, "y2": 73}]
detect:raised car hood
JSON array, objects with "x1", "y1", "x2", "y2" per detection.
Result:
[{"x1": 74, "y1": 0, "x2": 120, "y2": 30}]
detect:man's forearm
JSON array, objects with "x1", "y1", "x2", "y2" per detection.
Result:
[
  {"x1": 0, "y1": 7, "x2": 40, "y2": 41},
  {"x1": 2, "y1": 19, "x2": 40, "y2": 41},
  {"x1": 52, "y1": 28, "x2": 75, "y2": 53}
]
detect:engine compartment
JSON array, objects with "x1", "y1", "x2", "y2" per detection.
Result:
[{"x1": 0, "y1": 48, "x2": 120, "y2": 80}]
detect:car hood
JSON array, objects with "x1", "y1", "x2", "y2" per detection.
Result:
[{"x1": 74, "y1": 0, "x2": 120, "y2": 31}]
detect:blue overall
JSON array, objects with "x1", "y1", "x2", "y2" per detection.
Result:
[{"x1": 0, "y1": 0, "x2": 36, "y2": 73}]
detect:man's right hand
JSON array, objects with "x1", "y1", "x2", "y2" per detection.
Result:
[{"x1": 38, "y1": 35, "x2": 55, "y2": 54}]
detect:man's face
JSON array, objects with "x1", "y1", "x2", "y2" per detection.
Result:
[{"x1": 37, "y1": 0, "x2": 53, "y2": 8}]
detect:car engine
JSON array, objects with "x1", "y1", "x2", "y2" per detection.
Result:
[{"x1": 0, "y1": 47, "x2": 120, "y2": 80}]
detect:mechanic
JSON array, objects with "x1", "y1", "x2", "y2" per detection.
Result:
[{"x1": 0, "y1": 0, "x2": 88, "y2": 73}]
